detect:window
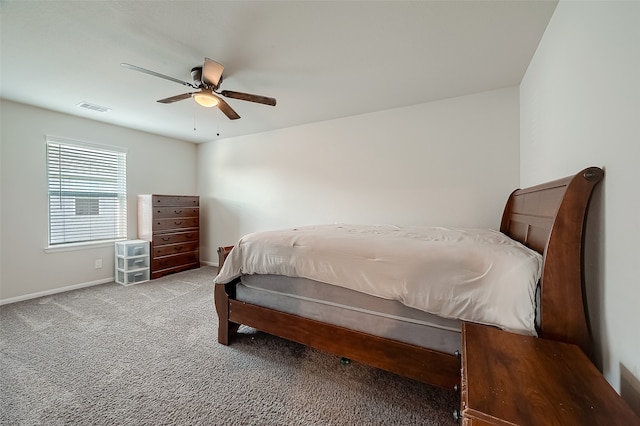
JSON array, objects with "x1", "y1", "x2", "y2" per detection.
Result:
[
  {"x1": 75, "y1": 197, "x2": 100, "y2": 216},
  {"x1": 47, "y1": 136, "x2": 127, "y2": 246}
]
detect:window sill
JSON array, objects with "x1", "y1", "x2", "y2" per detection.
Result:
[{"x1": 44, "y1": 239, "x2": 126, "y2": 253}]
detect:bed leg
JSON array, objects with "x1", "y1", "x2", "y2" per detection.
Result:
[
  {"x1": 218, "y1": 321, "x2": 240, "y2": 346},
  {"x1": 214, "y1": 282, "x2": 239, "y2": 345}
]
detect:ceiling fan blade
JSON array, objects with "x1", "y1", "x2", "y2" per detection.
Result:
[
  {"x1": 157, "y1": 93, "x2": 193, "y2": 104},
  {"x1": 121, "y1": 63, "x2": 196, "y2": 88},
  {"x1": 213, "y1": 95, "x2": 240, "y2": 120},
  {"x1": 220, "y1": 90, "x2": 276, "y2": 106},
  {"x1": 202, "y1": 58, "x2": 224, "y2": 88}
]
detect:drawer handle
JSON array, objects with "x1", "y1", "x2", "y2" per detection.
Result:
[
  {"x1": 162, "y1": 237, "x2": 171, "y2": 241},
  {"x1": 174, "y1": 221, "x2": 183, "y2": 225},
  {"x1": 175, "y1": 246, "x2": 183, "y2": 252},
  {"x1": 174, "y1": 209, "x2": 183, "y2": 214}
]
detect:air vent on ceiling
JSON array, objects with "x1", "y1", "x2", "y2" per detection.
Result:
[{"x1": 77, "y1": 102, "x2": 111, "y2": 113}]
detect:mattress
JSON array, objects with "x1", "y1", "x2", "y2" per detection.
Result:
[
  {"x1": 237, "y1": 274, "x2": 462, "y2": 355},
  {"x1": 216, "y1": 224, "x2": 543, "y2": 335}
]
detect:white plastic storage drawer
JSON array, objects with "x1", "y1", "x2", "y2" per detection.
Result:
[
  {"x1": 117, "y1": 256, "x2": 150, "y2": 270},
  {"x1": 116, "y1": 269, "x2": 150, "y2": 286},
  {"x1": 115, "y1": 240, "x2": 150, "y2": 285},
  {"x1": 115, "y1": 240, "x2": 149, "y2": 257}
]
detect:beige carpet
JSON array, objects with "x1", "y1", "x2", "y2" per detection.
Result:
[{"x1": 0, "y1": 266, "x2": 457, "y2": 425}]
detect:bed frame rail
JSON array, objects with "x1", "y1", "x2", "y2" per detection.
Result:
[{"x1": 214, "y1": 280, "x2": 460, "y2": 389}]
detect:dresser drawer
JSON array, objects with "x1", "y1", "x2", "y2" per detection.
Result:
[
  {"x1": 153, "y1": 217, "x2": 199, "y2": 232},
  {"x1": 152, "y1": 206, "x2": 199, "y2": 219},
  {"x1": 151, "y1": 262, "x2": 200, "y2": 279},
  {"x1": 152, "y1": 252, "x2": 199, "y2": 271},
  {"x1": 152, "y1": 195, "x2": 199, "y2": 207},
  {"x1": 153, "y1": 231, "x2": 199, "y2": 246},
  {"x1": 153, "y1": 242, "x2": 199, "y2": 257}
]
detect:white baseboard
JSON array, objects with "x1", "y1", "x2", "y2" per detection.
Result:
[
  {"x1": 0, "y1": 277, "x2": 114, "y2": 306},
  {"x1": 1, "y1": 263, "x2": 219, "y2": 306}
]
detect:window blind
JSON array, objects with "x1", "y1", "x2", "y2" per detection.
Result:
[{"x1": 46, "y1": 137, "x2": 127, "y2": 246}]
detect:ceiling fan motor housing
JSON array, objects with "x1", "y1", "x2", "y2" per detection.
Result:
[
  {"x1": 191, "y1": 66, "x2": 223, "y2": 89},
  {"x1": 191, "y1": 67, "x2": 203, "y2": 87}
]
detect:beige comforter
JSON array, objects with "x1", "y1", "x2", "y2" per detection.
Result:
[{"x1": 215, "y1": 224, "x2": 542, "y2": 335}]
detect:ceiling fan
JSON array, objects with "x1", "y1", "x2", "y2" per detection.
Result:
[{"x1": 121, "y1": 58, "x2": 276, "y2": 120}]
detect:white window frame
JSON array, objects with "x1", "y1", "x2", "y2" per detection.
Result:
[{"x1": 46, "y1": 136, "x2": 127, "y2": 249}]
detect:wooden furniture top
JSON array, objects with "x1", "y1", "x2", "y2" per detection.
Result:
[{"x1": 461, "y1": 322, "x2": 640, "y2": 426}]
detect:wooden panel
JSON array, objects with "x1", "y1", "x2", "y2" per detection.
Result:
[
  {"x1": 151, "y1": 195, "x2": 199, "y2": 207},
  {"x1": 152, "y1": 217, "x2": 199, "y2": 232},
  {"x1": 461, "y1": 322, "x2": 640, "y2": 425},
  {"x1": 152, "y1": 251, "x2": 199, "y2": 271},
  {"x1": 526, "y1": 225, "x2": 551, "y2": 254},
  {"x1": 152, "y1": 206, "x2": 199, "y2": 218},
  {"x1": 153, "y1": 242, "x2": 199, "y2": 257},
  {"x1": 152, "y1": 231, "x2": 199, "y2": 246},
  {"x1": 509, "y1": 213, "x2": 554, "y2": 229},
  {"x1": 500, "y1": 167, "x2": 604, "y2": 355},
  {"x1": 512, "y1": 186, "x2": 565, "y2": 218},
  {"x1": 504, "y1": 214, "x2": 554, "y2": 253},
  {"x1": 227, "y1": 296, "x2": 461, "y2": 390},
  {"x1": 506, "y1": 220, "x2": 528, "y2": 244},
  {"x1": 462, "y1": 418, "x2": 503, "y2": 426}
]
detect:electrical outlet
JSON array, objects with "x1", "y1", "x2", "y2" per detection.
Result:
[{"x1": 95, "y1": 259, "x2": 103, "y2": 269}]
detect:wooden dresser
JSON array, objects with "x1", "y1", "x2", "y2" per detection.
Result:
[
  {"x1": 138, "y1": 194, "x2": 200, "y2": 279},
  {"x1": 460, "y1": 321, "x2": 640, "y2": 425}
]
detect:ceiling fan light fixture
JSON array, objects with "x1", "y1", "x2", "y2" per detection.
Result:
[{"x1": 193, "y1": 92, "x2": 219, "y2": 108}]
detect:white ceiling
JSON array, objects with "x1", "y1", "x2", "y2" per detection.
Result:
[{"x1": 1, "y1": 1, "x2": 557, "y2": 144}]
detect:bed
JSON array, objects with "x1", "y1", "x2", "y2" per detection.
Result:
[{"x1": 214, "y1": 167, "x2": 604, "y2": 390}]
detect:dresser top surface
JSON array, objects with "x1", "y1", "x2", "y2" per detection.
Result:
[{"x1": 461, "y1": 322, "x2": 640, "y2": 425}]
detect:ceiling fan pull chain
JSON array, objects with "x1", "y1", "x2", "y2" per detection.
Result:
[
  {"x1": 193, "y1": 100, "x2": 197, "y2": 131},
  {"x1": 217, "y1": 108, "x2": 220, "y2": 137}
]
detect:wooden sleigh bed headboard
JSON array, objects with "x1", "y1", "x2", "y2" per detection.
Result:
[
  {"x1": 215, "y1": 167, "x2": 604, "y2": 389},
  {"x1": 500, "y1": 166, "x2": 603, "y2": 355}
]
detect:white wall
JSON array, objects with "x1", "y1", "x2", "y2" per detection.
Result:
[
  {"x1": 0, "y1": 100, "x2": 198, "y2": 302},
  {"x1": 198, "y1": 87, "x2": 520, "y2": 263},
  {"x1": 520, "y1": 0, "x2": 640, "y2": 401}
]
